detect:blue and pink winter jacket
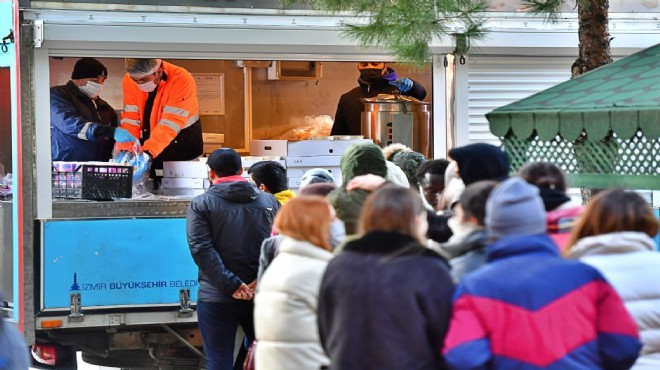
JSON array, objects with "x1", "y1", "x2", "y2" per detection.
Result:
[{"x1": 443, "y1": 234, "x2": 641, "y2": 370}]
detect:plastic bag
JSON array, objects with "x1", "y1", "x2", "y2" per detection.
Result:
[
  {"x1": 112, "y1": 139, "x2": 153, "y2": 197},
  {"x1": 276, "y1": 115, "x2": 333, "y2": 140},
  {"x1": 0, "y1": 173, "x2": 12, "y2": 200}
]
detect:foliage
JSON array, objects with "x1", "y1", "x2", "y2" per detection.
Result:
[
  {"x1": 285, "y1": 0, "x2": 488, "y2": 66},
  {"x1": 520, "y1": 0, "x2": 596, "y2": 20}
]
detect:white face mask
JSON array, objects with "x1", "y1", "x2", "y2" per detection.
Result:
[
  {"x1": 137, "y1": 79, "x2": 157, "y2": 93},
  {"x1": 328, "y1": 220, "x2": 346, "y2": 250},
  {"x1": 79, "y1": 81, "x2": 104, "y2": 99}
]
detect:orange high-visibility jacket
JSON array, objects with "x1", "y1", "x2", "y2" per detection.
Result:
[{"x1": 120, "y1": 61, "x2": 200, "y2": 158}]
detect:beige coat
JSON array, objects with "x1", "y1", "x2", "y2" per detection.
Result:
[{"x1": 254, "y1": 237, "x2": 332, "y2": 370}]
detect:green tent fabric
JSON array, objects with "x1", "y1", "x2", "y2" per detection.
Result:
[{"x1": 487, "y1": 43, "x2": 660, "y2": 141}]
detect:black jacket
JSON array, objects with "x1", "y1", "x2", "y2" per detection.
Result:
[
  {"x1": 187, "y1": 180, "x2": 280, "y2": 302},
  {"x1": 331, "y1": 68, "x2": 427, "y2": 136},
  {"x1": 318, "y1": 231, "x2": 453, "y2": 370}
]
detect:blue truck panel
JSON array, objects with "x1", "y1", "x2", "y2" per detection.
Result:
[{"x1": 42, "y1": 218, "x2": 199, "y2": 310}]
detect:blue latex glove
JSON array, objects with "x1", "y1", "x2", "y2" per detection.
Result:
[
  {"x1": 389, "y1": 78, "x2": 413, "y2": 92},
  {"x1": 115, "y1": 150, "x2": 135, "y2": 165},
  {"x1": 113, "y1": 128, "x2": 135, "y2": 143}
]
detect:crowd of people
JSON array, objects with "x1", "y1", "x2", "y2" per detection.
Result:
[{"x1": 185, "y1": 142, "x2": 659, "y2": 370}]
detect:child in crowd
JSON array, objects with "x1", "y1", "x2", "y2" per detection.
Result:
[
  {"x1": 440, "y1": 180, "x2": 496, "y2": 283},
  {"x1": 248, "y1": 161, "x2": 295, "y2": 205},
  {"x1": 443, "y1": 177, "x2": 641, "y2": 370}
]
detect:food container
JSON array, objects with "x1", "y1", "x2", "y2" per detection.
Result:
[{"x1": 361, "y1": 94, "x2": 431, "y2": 157}]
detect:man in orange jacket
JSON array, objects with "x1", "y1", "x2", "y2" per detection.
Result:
[{"x1": 121, "y1": 59, "x2": 203, "y2": 182}]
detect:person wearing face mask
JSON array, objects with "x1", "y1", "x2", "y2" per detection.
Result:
[
  {"x1": 120, "y1": 58, "x2": 203, "y2": 182},
  {"x1": 439, "y1": 180, "x2": 496, "y2": 284},
  {"x1": 330, "y1": 62, "x2": 427, "y2": 136},
  {"x1": 50, "y1": 57, "x2": 133, "y2": 161}
]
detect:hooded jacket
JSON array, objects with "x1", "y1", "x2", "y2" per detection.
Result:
[
  {"x1": 569, "y1": 232, "x2": 660, "y2": 370},
  {"x1": 331, "y1": 67, "x2": 427, "y2": 135},
  {"x1": 318, "y1": 231, "x2": 453, "y2": 370},
  {"x1": 187, "y1": 180, "x2": 280, "y2": 302},
  {"x1": 448, "y1": 143, "x2": 510, "y2": 186},
  {"x1": 443, "y1": 233, "x2": 641, "y2": 370},
  {"x1": 50, "y1": 80, "x2": 118, "y2": 161},
  {"x1": 326, "y1": 142, "x2": 388, "y2": 235},
  {"x1": 441, "y1": 228, "x2": 489, "y2": 284}
]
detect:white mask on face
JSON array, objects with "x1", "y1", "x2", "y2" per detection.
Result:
[
  {"x1": 328, "y1": 220, "x2": 346, "y2": 250},
  {"x1": 137, "y1": 79, "x2": 157, "y2": 93},
  {"x1": 79, "y1": 81, "x2": 104, "y2": 99}
]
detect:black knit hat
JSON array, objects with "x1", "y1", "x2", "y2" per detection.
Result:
[
  {"x1": 207, "y1": 148, "x2": 242, "y2": 177},
  {"x1": 71, "y1": 58, "x2": 108, "y2": 79}
]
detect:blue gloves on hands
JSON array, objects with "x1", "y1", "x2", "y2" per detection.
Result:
[
  {"x1": 113, "y1": 128, "x2": 135, "y2": 143},
  {"x1": 389, "y1": 78, "x2": 413, "y2": 92},
  {"x1": 115, "y1": 150, "x2": 135, "y2": 165}
]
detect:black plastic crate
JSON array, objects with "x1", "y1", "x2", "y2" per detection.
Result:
[{"x1": 52, "y1": 163, "x2": 133, "y2": 200}]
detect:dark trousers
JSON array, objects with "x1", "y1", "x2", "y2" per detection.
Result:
[{"x1": 197, "y1": 300, "x2": 255, "y2": 370}]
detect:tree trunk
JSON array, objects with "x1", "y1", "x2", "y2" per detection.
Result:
[
  {"x1": 572, "y1": 0, "x2": 613, "y2": 204},
  {"x1": 571, "y1": 0, "x2": 612, "y2": 78}
]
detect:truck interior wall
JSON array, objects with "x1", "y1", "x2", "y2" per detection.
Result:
[{"x1": 49, "y1": 57, "x2": 432, "y2": 150}]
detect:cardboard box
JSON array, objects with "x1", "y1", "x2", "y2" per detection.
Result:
[
  {"x1": 286, "y1": 166, "x2": 341, "y2": 178},
  {"x1": 162, "y1": 161, "x2": 208, "y2": 178},
  {"x1": 203, "y1": 133, "x2": 225, "y2": 155},
  {"x1": 251, "y1": 140, "x2": 288, "y2": 157},
  {"x1": 161, "y1": 177, "x2": 206, "y2": 189},
  {"x1": 242, "y1": 156, "x2": 286, "y2": 169},
  {"x1": 286, "y1": 156, "x2": 341, "y2": 167},
  {"x1": 287, "y1": 139, "x2": 371, "y2": 157}
]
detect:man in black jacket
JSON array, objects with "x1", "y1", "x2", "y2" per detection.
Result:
[
  {"x1": 330, "y1": 62, "x2": 427, "y2": 136},
  {"x1": 186, "y1": 148, "x2": 279, "y2": 370}
]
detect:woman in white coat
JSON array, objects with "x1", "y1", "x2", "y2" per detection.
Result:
[
  {"x1": 254, "y1": 196, "x2": 334, "y2": 370},
  {"x1": 566, "y1": 188, "x2": 660, "y2": 370}
]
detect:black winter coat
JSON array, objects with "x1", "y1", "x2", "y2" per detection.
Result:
[
  {"x1": 318, "y1": 231, "x2": 453, "y2": 370},
  {"x1": 186, "y1": 180, "x2": 280, "y2": 302},
  {"x1": 331, "y1": 68, "x2": 427, "y2": 136}
]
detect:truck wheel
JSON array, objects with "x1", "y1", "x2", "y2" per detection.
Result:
[{"x1": 81, "y1": 350, "x2": 154, "y2": 369}]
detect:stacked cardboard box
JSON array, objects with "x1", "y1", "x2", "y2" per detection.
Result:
[
  {"x1": 286, "y1": 139, "x2": 371, "y2": 190},
  {"x1": 161, "y1": 160, "x2": 209, "y2": 197}
]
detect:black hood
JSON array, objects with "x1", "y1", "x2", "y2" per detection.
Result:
[
  {"x1": 449, "y1": 143, "x2": 510, "y2": 186},
  {"x1": 209, "y1": 181, "x2": 260, "y2": 203}
]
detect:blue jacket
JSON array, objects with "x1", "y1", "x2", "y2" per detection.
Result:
[
  {"x1": 444, "y1": 234, "x2": 641, "y2": 370},
  {"x1": 50, "y1": 81, "x2": 118, "y2": 161},
  {"x1": 186, "y1": 180, "x2": 279, "y2": 302},
  {"x1": 318, "y1": 231, "x2": 453, "y2": 370}
]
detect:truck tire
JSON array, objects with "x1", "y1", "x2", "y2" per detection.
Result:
[{"x1": 81, "y1": 350, "x2": 154, "y2": 369}]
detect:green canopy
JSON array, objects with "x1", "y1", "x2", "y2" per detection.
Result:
[
  {"x1": 488, "y1": 43, "x2": 660, "y2": 141},
  {"x1": 486, "y1": 43, "x2": 660, "y2": 190}
]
